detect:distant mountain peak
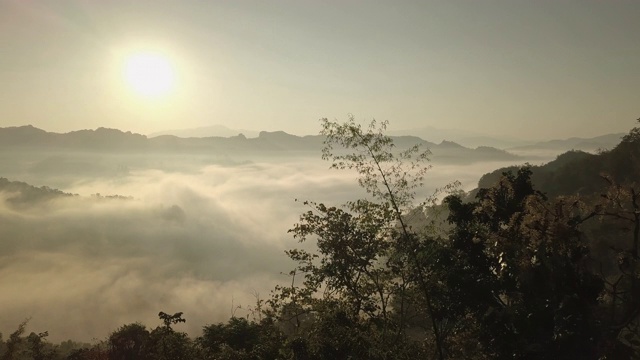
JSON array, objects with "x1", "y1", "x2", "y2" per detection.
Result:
[
  {"x1": 0, "y1": 124, "x2": 523, "y2": 163},
  {"x1": 258, "y1": 130, "x2": 294, "y2": 139},
  {"x1": 149, "y1": 124, "x2": 259, "y2": 138},
  {"x1": 438, "y1": 140, "x2": 464, "y2": 148}
]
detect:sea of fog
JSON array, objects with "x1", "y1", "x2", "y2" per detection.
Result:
[{"x1": 0, "y1": 154, "x2": 550, "y2": 342}]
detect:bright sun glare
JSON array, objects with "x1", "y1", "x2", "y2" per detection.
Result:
[{"x1": 123, "y1": 52, "x2": 176, "y2": 98}]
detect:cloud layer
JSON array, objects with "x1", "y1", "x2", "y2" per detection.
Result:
[{"x1": 0, "y1": 155, "x2": 524, "y2": 342}]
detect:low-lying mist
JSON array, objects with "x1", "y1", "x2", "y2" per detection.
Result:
[{"x1": 0, "y1": 151, "x2": 540, "y2": 342}]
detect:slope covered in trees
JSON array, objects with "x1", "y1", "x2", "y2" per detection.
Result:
[{"x1": 476, "y1": 127, "x2": 638, "y2": 198}]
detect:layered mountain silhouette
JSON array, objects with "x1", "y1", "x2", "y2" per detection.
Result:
[
  {"x1": 0, "y1": 177, "x2": 75, "y2": 206},
  {"x1": 475, "y1": 132, "x2": 638, "y2": 198},
  {"x1": 506, "y1": 133, "x2": 625, "y2": 155},
  {"x1": 148, "y1": 124, "x2": 260, "y2": 138},
  {"x1": 388, "y1": 125, "x2": 624, "y2": 153},
  {"x1": 388, "y1": 125, "x2": 528, "y2": 149},
  {"x1": 0, "y1": 125, "x2": 521, "y2": 163}
]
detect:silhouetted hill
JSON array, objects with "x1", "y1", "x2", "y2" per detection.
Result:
[
  {"x1": 0, "y1": 125, "x2": 52, "y2": 146},
  {"x1": 254, "y1": 131, "x2": 324, "y2": 151},
  {"x1": 437, "y1": 140, "x2": 466, "y2": 149},
  {"x1": 149, "y1": 124, "x2": 259, "y2": 138},
  {"x1": 0, "y1": 177, "x2": 75, "y2": 207},
  {"x1": 64, "y1": 128, "x2": 147, "y2": 149},
  {"x1": 475, "y1": 131, "x2": 636, "y2": 198},
  {"x1": 507, "y1": 133, "x2": 625, "y2": 156},
  {"x1": 388, "y1": 125, "x2": 530, "y2": 149},
  {"x1": 0, "y1": 126, "x2": 522, "y2": 163},
  {"x1": 0, "y1": 126, "x2": 147, "y2": 150},
  {"x1": 456, "y1": 136, "x2": 532, "y2": 149}
]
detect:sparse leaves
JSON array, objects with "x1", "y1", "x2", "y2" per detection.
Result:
[{"x1": 320, "y1": 116, "x2": 432, "y2": 212}]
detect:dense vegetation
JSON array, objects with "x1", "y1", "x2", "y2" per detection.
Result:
[{"x1": 2, "y1": 118, "x2": 640, "y2": 359}]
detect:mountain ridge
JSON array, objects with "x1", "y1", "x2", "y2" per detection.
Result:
[
  {"x1": 0, "y1": 125, "x2": 522, "y2": 163},
  {"x1": 473, "y1": 131, "x2": 639, "y2": 199}
]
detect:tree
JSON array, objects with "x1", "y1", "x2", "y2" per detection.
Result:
[
  {"x1": 66, "y1": 345, "x2": 108, "y2": 360},
  {"x1": 442, "y1": 167, "x2": 608, "y2": 359},
  {"x1": 272, "y1": 116, "x2": 449, "y2": 359},
  {"x1": 106, "y1": 312, "x2": 197, "y2": 360},
  {"x1": 588, "y1": 173, "x2": 640, "y2": 357},
  {"x1": 146, "y1": 311, "x2": 197, "y2": 360},
  {"x1": 107, "y1": 323, "x2": 149, "y2": 360},
  {"x1": 198, "y1": 316, "x2": 285, "y2": 360},
  {"x1": 26, "y1": 331, "x2": 56, "y2": 360},
  {"x1": 1, "y1": 320, "x2": 28, "y2": 360},
  {"x1": 157, "y1": 312, "x2": 186, "y2": 330}
]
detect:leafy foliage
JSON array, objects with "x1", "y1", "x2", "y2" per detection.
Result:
[
  {"x1": 442, "y1": 168, "x2": 605, "y2": 358},
  {"x1": 268, "y1": 117, "x2": 455, "y2": 359}
]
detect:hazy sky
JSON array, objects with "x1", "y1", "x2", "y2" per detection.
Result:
[{"x1": 0, "y1": 0, "x2": 638, "y2": 139}]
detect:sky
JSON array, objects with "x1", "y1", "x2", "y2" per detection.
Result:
[{"x1": 0, "y1": 0, "x2": 638, "y2": 140}]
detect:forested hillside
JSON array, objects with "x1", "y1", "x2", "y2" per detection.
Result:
[
  {"x1": 1, "y1": 119, "x2": 639, "y2": 359},
  {"x1": 476, "y1": 128, "x2": 637, "y2": 198}
]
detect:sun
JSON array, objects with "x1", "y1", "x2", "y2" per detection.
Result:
[{"x1": 123, "y1": 52, "x2": 176, "y2": 98}]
